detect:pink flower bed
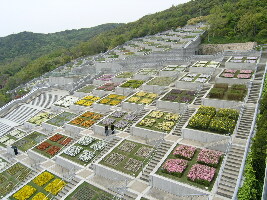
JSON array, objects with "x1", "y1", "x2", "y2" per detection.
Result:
[
  {"x1": 197, "y1": 149, "x2": 223, "y2": 167},
  {"x1": 222, "y1": 73, "x2": 234, "y2": 78},
  {"x1": 96, "y1": 74, "x2": 114, "y2": 81},
  {"x1": 163, "y1": 159, "x2": 188, "y2": 177},
  {"x1": 224, "y1": 69, "x2": 237, "y2": 73},
  {"x1": 97, "y1": 82, "x2": 120, "y2": 91},
  {"x1": 173, "y1": 145, "x2": 196, "y2": 160},
  {"x1": 187, "y1": 164, "x2": 216, "y2": 185},
  {"x1": 237, "y1": 74, "x2": 251, "y2": 79},
  {"x1": 240, "y1": 70, "x2": 253, "y2": 74}
]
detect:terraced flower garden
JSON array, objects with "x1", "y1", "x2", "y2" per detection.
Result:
[
  {"x1": 69, "y1": 111, "x2": 103, "y2": 128},
  {"x1": 208, "y1": 83, "x2": 247, "y2": 101},
  {"x1": 33, "y1": 133, "x2": 72, "y2": 158},
  {"x1": 157, "y1": 144, "x2": 223, "y2": 190},
  {"x1": 27, "y1": 111, "x2": 55, "y2": 126},
  {"x1": 76, "y1": 84, "x2": 95, "y2": 93},
  {"x1": 147, "y1": 77, "x2": 176, "y2": 86},
  {"x1": 127, "y1": 91, "x2": 158, "y2": 105},
  {"x1": 120, "y1": 80, "x2": 145, "y2": 89},
  {"x1": 0, "y1": 163, "x2": 31, "y2": 198},
  {"x1": 97, "y1": 94, "x2": 126, "y2": 106},
  {"x1": 98, "y1": 111, "x2": 137, "y2": 130},
  {"x1": 13, "y1": 131, "x2": 47, "y2": 152},
  {"x1": 10, "y1": 171, "x2": 67, "y2": 200},
  {"x1": 137, "y1": 110, "x2": 180, "y2": 133},
  {"x1": 61, "y1": 136, "x2": 105, "y2": 166},
  {"x1": 180, "y1": 73, "x2": 210, "y2": 83},
  {"x1": 75, "y1": 95, "x2": 100, "y2": 107},
  {"x1": 161, "y1": 89, "x2": 196, "y2": 103},
  {"x1": 187, "y1": 106, "x2": 239, "y2": 135},
  {"x1": 46, "y1": 112, "x2": 76, "y2": 127},
  {"x1": 66, "y1": 181, "x2": 113, "y2": 200},
  {"x1": 0, "y1": 129, "x2": 27, "y2": 147},
  {"x1": 220, "y1": 69, "x2": 254, "y2": 79},
  {"x1": 100, "y1": 140, "x2": 153, "y2": 177}
]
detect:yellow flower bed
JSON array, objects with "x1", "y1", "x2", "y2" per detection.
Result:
[
  {"x1": 128, "y1": 97, "x2": 140, "y2": 103},
  {"x1": 107, "y1": 94, "x2": 118, "y2": 99},
  {"x1": 109, "y1": 100, "x2": 121, "y2": 105},
  {"x1": 32, "y1": 192, "x2": 49, "y2": 200},
  {"x1": 13, "y1": 185, "x2": 36, "y2": 200},
  {"x1": 139, "y1": 98, "x2": 153, "y2": 104},
  {"x1": 75, "y1": 96, "x2": 100, "y2": 107},
  {"x1": 136, "y1": 91, "x2": 147, "y2": 97},
  {"x1": 45, "y1": 178, "x2": 66, "y2": 195},
  {"x1": 99, "y1": 99, "x2": 110, "y2": 104},
  {"x1": 33, "y1": 171, "x2": 54, "y2": 186},
  {"x1": 99, "y1": 94, "x2": 126, "y2": 105}
]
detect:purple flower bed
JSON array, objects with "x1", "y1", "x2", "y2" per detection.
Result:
[
  {"x1": 162, "y1": 159, "x2": 188, "y2": 177},
  {"x1": 221, "y1": 73, "x2": 234, "y2": 78},
  {"x1": 123, "y1": 113, "x2": 137, "y2": 121},
  {"x1": 111, "y1": 111, "x2": 126, "y2": 118},
  {"x1": 173, "y1": 145, "x2": 196, "y2": 160},
  {"x1": 237, "y1": 74, "x2": 251, "y2": 79},
  {"x1": 197, "y1": 149, "x2": 223, "y2": 167},
  {"x1": 114, "y1": 120, "x2": 129, "y2": 129},
  {"x1": 162, "y1": 89, "x2": 196, "y2": 104},
  {"x1": 220, "y1": 69, "x2": 253, "y2": 79},
  {"x1": 101, "y1": 118, "x2": 116, "y2": 126},
  {"x1": 187, "y1": 164, "x2": 216, "y2": 186},
  {"x1": 97, "y1": 82, "x2": 119, "y2": 91},
  {"x1": 240, "y1": 70, "x2": 253, "y2": 74}
]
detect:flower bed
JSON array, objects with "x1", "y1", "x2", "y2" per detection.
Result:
[
  {"x1": 147, "y1": 77, "x2": 176, "y2": 86},
  {"x1": 75, "y1": 95, "x2": 100, "y2": 107},
  {"x1": 76, "y1": 84, "x2": 95, "y2": 93},
  {"x1": 69, "y1": 111, "x2": 103, "y2": 129},
  {"x1": 46, "y1": 112, "x2": 76, "y2": 127},
  {"x1": 54, "y1": 96, "x2": 79, "y2": 108},
  {"x1": 33, "y1": 134, "x2": 72, "y2": 158},
  {"x1": 65, "y1": 181, "x2": 113, "y2": 200},
  {"x1": 137, "y1": 110, "x2": 180, "y2": 133},
  {"x1": 192, "y1": 61, "x2": 220, "y2": 68},
  {"x1": 116, "y1": 72, "x2": 134, "y2": 78},
  {"x1": 0, "y1": 129, "x2": 27, "y2": 147},
  {"x1": 188, "y1": 106, "x2": 239, "y2": 134},
  {"x1": 0, "y1": 163, "x2": 30, "y2": 197},
  {"x1": 120, "y1": 80, "x2": 145, "y2": 88},
  {"x1": 180, "y1": 73, "x2": 210, "y2": 83},
  {"x1": 61, "y1": 136, "x2": 105, "y2": 166},
  {"x1": 208, "y1": 83, "x2": 247, "y2": 101},
  {"x1": 0, "y1": 158, "x2": 8, "y2": 171},
  {"x1": 96, "y1": 74, "x2": 114, "y2": 81},
  {"x1": 10, "y1": 171, "x2": 67, "y2": 200},
  {"x1": 229, "y1": 56, "x2": 258, "y2": 63},
  {"x1": 100, "y1": 140, "x2": 153, "y2": 177},
  {"x1": 137, "y1": 68, "x2": 159, "y2": 76},
  {"x1": 162, "y1": 65, "x2": 187, "y2": 71},
  {"x1": 27, "y1": 111, "x2": 55, "y2": 126},
  {"x1": 220, "y1": 69, "x2": 253, "y2": 79},
  {"x1": 157, "y1": 144, "x2": 223, "y2": 190},
  {"x1": 97, "y1": 94, "x2": 126, "y2": 106},
  {"x1": 96, "y1": 82, "x2": 120, "y2": 91},
  {"x1": 13, "y1": 131, "x2": 47, "y2": 152},
  {"x1": 126, "y1": 91, "x2": 158, "y2": 105},
  {"x1": 161, "y1": 89, "x2": 196, "y2": 103}
]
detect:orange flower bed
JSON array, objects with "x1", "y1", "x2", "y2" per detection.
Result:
[
  {"x1": 59, "y1": 138, "x2": 72, "y2": 145},
  {"x1": 91, "y1": 114, "x2": 103, "y2": 120},
  {"x1": 37, "y1": 142, "x2": 51, "y2": 151},
  {"x1": 81, "y1": 112, "x2": 95, "y2": 118},
  {"x1": 81, "y1": 120, "x2": 95, "y2": 127},
  {"x1": 49, "y1": 134, "x2": 64, "y2": 142},
  {"x1": 47, "y1": 146, "x2": 61, "y2": 156},
  {"x1": 70, "y1": 117, "x2": 84, "y2": 125}
]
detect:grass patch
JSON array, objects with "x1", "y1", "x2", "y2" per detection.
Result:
[{"x1": 77, "y1": 84, "x2": 95, "y2": 93}]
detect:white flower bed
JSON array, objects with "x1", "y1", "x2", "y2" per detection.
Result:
[
  {"x1": 77, "y1": 136, "x2": 95, "y2": 146},
  {"x1": 54, "y1": 96, "x2": 79, "y2": 108},
  {"x1": 8, "y1": 129, "x2": 26, "y2": 139},
  {"x1": 0, "y1": 136, "x2": 9, "y2": 143},
  {"x1": 64, "y1": 146, "x2": 83, "y2": 157},
  {"x1": 4, "y1": 139, "x2": 16, "y2": 146},
  {"x1": 78, "y1": 150, "x2": 95, "y2": 162},
  {"x1": 90, "y1": 141, "x2": 106, "y2": 151}
]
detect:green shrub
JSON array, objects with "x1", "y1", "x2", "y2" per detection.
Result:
[
  {"x1": 209, "y1": 88, "x2": 225, "y2": 99},
  {"x1": 226, "y1": 90, "x2": 245, "y2": 101},
  {"x1": 231, "y1": 84, "x2": 246, "y2": 91},
  {"x1": 214, "y1": 83, "x2": 228, "y2": 90},
  {"x1": 216, "y1": 108, "x2": 239, "y2": 120}
]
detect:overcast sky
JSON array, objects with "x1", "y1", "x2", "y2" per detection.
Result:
[{"x1": 0, "y1": 0, "x2": 190, "y2": 37}]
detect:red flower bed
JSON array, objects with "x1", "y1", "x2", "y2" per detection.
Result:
[
  {"x1": 49, "y1": 134, "x2": 64, "y2": 142},
  {"x1": 59, "y1": 138, "x2": 72, "y2": 146},
  {"x1": 37, "y1": 142, "x2": 51, "y2": 151},
  {"x1": 46, "y1": 146, "x2": 61, "y2": 156}
]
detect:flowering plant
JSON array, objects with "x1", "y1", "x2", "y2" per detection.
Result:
[
  {"x1": 173, "y1": 145, "x2": 196, "y2": 160},
  {"x1": 90, "y1": 141, "x2": 106, "y2": 151},
  {"x1": 13, "y1": 185, "x2": 36, "y2": 200},
  {"x1": 162, "y1": 159, "x2": 188, "y2": 177},
  {"x1": 114, "y1": 120, "x2": 129, "y2": 129},
  {"x1": 148, "y1": 111, "x2": 164, "y2": 118},
  {"x1": 139, "y1": 118, "x2": 156, "y2": 127},
  {"x1": 64, "y1": 146, "x2": 83, "y2": 157},
  {"x1": 187, "y1": 164, "x2": 216, "y2": 186},
  {"x1": 33, "y1": 171, "x2": 54, "y2": 186},
  {"x1": 77, "y1": 136, "x2": 95, "y2": 146},
  {"x1": 79, "y1": 150, "x2": 95, "y2": 162},
  {"x1": 197, "y1": 149, "x2": 223, "y2": 167},
  {"x1": 155, "y1": 121, "x2": 175, "y2": 131},
  {"x1": 101, "y1": 118, "x2": 116, "y2": 126},
  {"x1": 54, "y1": 96, "x2": 79, "y2": 108},
  {"x1": 45, "y1": 178, "x2": 66, "y2": 195}
]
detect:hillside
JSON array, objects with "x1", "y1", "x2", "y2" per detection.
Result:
[{"x1": 0, "y1": 0, "x2": 266, "y2": 106}]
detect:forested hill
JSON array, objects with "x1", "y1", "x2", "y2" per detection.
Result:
[
  {"x1": 0, "y1": 23, "x2": 123, "y2": 64},
  {"x1": 0, "y1": 0, "x2": 266, "y2": 106}
]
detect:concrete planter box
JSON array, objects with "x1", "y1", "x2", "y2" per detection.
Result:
[
  {"x1": 92, "y1": 103, "x2": 113, "y2": 113},
  {"x1": 202, "y1": 97, "x2": 242, "y2": 109},
  {"x1": 27, "y1": 149, "x2": 47, "y2": 162},
  {"x1": 42, "y1": 122, "x2": 60, "y2": 132},
  {"x1": 115, "y1": 87, "x2": 136, "y2": 96},
  {"x1": 175, "y1": 81, "x2": 204, "y2": 90},
  {"x1": 133, "y1": 74, "x2": 151, "y2": 81},
  {"x1": 93, "y1": 124, "x2": 105, "y2": 136},
  {"x1": 72, "y1": 91, "x2": 88, "y2": 98},
  {"x1": 151, "y1": 174, "x2": 208, "y2": 196},
  {"x1": 69, "y1": 104, "x2": 92, "y2": 112},
  {"x1": 50, "y1": 105, "x2": 64, "y2": 113},
  {"x1": 215, "y1": 72, "x2": 252, "y2": 85},
  {"x1": 142, "y1": 84, "x2": 167, "y2": 94},
  {"x1": 55, "y1": 155, "x2": 83, "y2": 171},
  {"x1": 24, "y1": 122, "x2": 37, "y2": 130},
  {"x1": 159, "y1": 70, "x2": 184, "y2": 77},
  {"x1": 122, "y1": 102, "x2": 145, "y2": 111},
  {"x1": 189, "y1": 67, "x2": 215, "y2": 74},
  {"x1": 156, "y1": 99, "x2": 188, "y2": 113},
  {"x1": 131, "y1": 126, "x2": 165, "y2": 140},
  {"x1": 92, "y1": 89, "x2": 112, "y2": 97},
  {"x1": 181, "y1": 127, "x2": 229, "y2": 144},
  {"x1": 65, "y1": 123, "x2": 85, "y2": 134},
  {"x1": 93, "y1": 163, "x2": 134, "y2": 181},
  {"x1": 225, "y1": 57, "x2": 258, "y2": 69}
]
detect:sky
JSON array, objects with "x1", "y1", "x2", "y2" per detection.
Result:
[{"x1": 0, "y1": 0, "x2": 190, "y2": 37}]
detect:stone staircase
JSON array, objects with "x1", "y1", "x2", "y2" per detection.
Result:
[
  {"x1": 140, "y1": 141, "x2": 173, "y2": 182},
  {"x1": 172, "y1": 108, "x2": 195, "y2": 136},
  {"x1": 254, "y1": 64, "x2": 265, "y2": 81},
  {"x1": 125, "y1": 109, "x2": 148, "y2": 133},
  {"x1": 216, "y1": 144, "x2": 245, "y2": 199},
  {"x1": 235, "y1": 106, "x2": 255, "y2": 140},
  {"x1": 247, "y1": 82, "x2": 261, "y2": 104},
  {"x1": 193, "y1": 85, "x2": 211, "y2": 105},
  {"x1": 55, "y1": 176, "x2": 81, "y2": 200},
  {"x1": 122, "y1": 190, "x2": 138, "y2": 200}
]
